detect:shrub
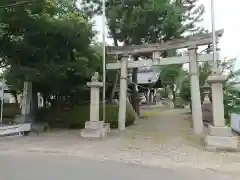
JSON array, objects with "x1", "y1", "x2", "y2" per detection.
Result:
[
  {"x1": 0, "y1": 103, "x2": 20, "y2": 118},
  {"x1": 35, "y1": 107, "x2": 54, "y2": 122},
  {"x1": 35, "y1": 103, "x2": 135, "y2": 129},
  {"x1": 101, "y1": 104, "x2": 135, "y2": 128}
]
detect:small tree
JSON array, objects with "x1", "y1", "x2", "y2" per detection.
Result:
[
  {"x1": 179, "y1": 58, "x2": 240, "y2": 119},
  {"x1": 160, "y1": 64, "x2": 187, "y2": 107}
]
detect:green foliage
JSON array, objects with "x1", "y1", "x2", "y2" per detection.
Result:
[
  {"x1": 160, "y1": 65, "x2": 182, "y2": 85},
  {"x1": 82, "y1": 0, "x2": 205, "y2": 45},
  {"x1": 35, "y1": 103, "x2": 135, "y2": 129},
  {"x1": 159, "y1": 88, "x2": 169, "y2": 98},
  {"x1": 179, "y1": 58, "x2": 240, "y2": 125},
  {"x1": 1, "y1": 0, "x2": 206, "y2": 116},
  {"x1": 179, "y1": 76, "x2": 191, "y2": 102},
  {"x1": 160, "y1": 64, "x2": 186, "y2": 107},
  {"x1": 0, "y1": 103, "x2": 21, "y2": 118},
  {"x1": 179, "y1": 62, "x2": 215, "y2": 103},
  {"x1": 81, "y1": 0, "x2": 205, "y2": 105},
  {"x1": 0, "y1": 0, "x2": 102, "y2": 105}
]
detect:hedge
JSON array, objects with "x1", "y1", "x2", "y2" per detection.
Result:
[
  {"x1": 0, "y1": 103, "x2": 20, "y2": 118},
  {"x1": 35, "y1": 103, "x2": 135, "y2": 129}
]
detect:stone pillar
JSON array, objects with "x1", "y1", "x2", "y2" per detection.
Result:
[
  {"x1": 188, "y1": 46, "x2": 204, "y2": 135},
  {"x1": 88, "y1": 74, "x2": 101, "y2": 122},
  {"x1": 118, "y1": 57, "x2": 128, "y2": 131},
  {"x1": 21, "y1": 81, "x2": 32, "y2": 116},
  {"x1": 81, "y1": 72, "x2": 110, "y2": 138},
  {"x1": 37, "y1": 93, "x2": 44, "y2": 108},
  {"x1": 152, "y1": 51, "x2": 161, "y2": 66},
  {"x1": 205, "y1": 69, "x2": 239, "y2": 151},
  {"x1": 209, "y1": 70, "x2": 225, "y2": 127},
  {"x1": 13, "y1": 81, "x2": 33, "y2": 123}
]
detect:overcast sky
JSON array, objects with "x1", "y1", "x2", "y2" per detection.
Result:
[
  {"x1": 200, "y1": 0, "x2": 240, "y2": 58},
  {"x1": 94, "y1": 0, "x2": 240, "y2": 61}
]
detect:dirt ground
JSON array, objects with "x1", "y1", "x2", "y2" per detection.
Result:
[{"x1": 0, "y1": 107, "x2": 240, "y2": 174}]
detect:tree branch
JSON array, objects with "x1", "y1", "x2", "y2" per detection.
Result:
[{"x1": 0, "y1": 0, "x2": 42, "y2": 8}]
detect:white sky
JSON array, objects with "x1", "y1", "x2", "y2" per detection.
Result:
[
  {"x1": 199, "y1": 0, "x2": 240, "y2": 58},
  {"x1": 94, "y1": 0, "x2": 240, "y2": 64}
]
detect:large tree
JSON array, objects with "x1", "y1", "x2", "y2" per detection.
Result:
[
  {"x1": 81, "y1": 0, "x2": 205, "y2": 44},
  {"x1": 81, "y1": 0, "x2": 205, "y2": 111},
  {"x1": 0, "y1": 0, "x2": 101, "y2": 111}
]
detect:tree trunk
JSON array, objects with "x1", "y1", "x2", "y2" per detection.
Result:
[
  {"x1": 164, "y1": 85, "x2": 168, "y2": 98},
  {"x1": 170, "y1": 85, "x2": 176, "y2": 108},
  {"x1": 108, "y1": 70, "x2": 120, "y2": 102},
  {"x1": 131, "y1": 56, "x2": 140, "y2": 115},
  {"x1": 113, "y1": 38, "x2": 118, "y2": 47},
  {"x1": 43, "y1": 95, "x2": 47, "y2": 108},
  {"x1": 13, "y1": 93, "x2": 18, "y2": 106},
  {"x1": 31, "y1": 84, "x2": 38, "y2": 117},
  {"x1": 126, "y1": 98, "x2": 138, "y2": 124}
]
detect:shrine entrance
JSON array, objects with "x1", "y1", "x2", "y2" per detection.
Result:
[{"x1": 106, "y1": 29, "x2": 223, "y2": 135}]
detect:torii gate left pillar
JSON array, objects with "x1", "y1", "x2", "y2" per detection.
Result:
[
  {"x1": 188, "y1": 46, "x2": 204, "y2": 135},
  {"x1": 118, "y1": 57, "x2": 128, "y2": 131}
]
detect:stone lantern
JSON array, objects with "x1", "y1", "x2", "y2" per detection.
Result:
[
  {"x1": 81, "y1": 72, "x2": 110, "y2": 138},
  {"x1": 202, "y1": 82, "x2": 211, "y2": 104},
  {"x1": 201, "y1": 82, "x2": 213, "y2": 125},
  {"x1": 205, "y1": 68, "x2": 239, "y2": 151}
]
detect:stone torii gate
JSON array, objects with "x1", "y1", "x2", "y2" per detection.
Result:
[{"x1": 106, "y1": 29, "x2": 224, "y2": 136}]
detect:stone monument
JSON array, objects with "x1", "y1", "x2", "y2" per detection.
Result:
[
  {"x1": 14, "y1": 81, "x2": 34, "y2": 123},
  {"x1": 81, "y1": 72, "x2": 110, "y2": 138},
  {"x1": 21, "y1": 82, "x2": 32, "y2": 116},
  {"x1": 205, "y1": 69, "x2": 239, "y2": 151}
]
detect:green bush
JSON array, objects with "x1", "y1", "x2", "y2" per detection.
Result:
[
  {"x1": 0, "y1": 103, "x2": 20, "y2": 118},
  {"x1": 101, "y1": 104, "x2": 135, "y2": 128},
  {"x1": 35, "y1": 103, "x2": 135, "y2": 129},
  {"x1": 35, "y1": 107, "x2": 54, "y2": 122}
]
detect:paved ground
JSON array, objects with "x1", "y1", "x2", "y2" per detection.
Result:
[
  {"x1": 0, "y1": 153, "x2": 238, "y2": 180},
  {"x1": 0, "y1": 108, "x2": 240, "y2": 174}
]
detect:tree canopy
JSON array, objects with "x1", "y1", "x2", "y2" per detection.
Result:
[
  {"x1": 81, "y1": 0, "x2": 205, "y2": 46},
  {"x1": 0, "y1": 0, "x2": 211, "y2": 110},
  {"x1": 0, "y1": 0, "x2": 101, "y2": 105}
]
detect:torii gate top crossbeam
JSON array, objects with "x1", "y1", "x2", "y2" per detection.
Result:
[{"x1": 106, "y1": 29, "x2": 224, "y2": 56}]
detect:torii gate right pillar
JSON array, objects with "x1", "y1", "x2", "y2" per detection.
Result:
[{"x1": 188, "y1": 46, "x2": 204, "y2": 135}]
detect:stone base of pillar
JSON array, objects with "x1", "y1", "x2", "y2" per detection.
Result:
[
  {"x1": 81, "y1": 121, "x2": 110, "y2": 138},
  {"x1": 208, "y1": 125, "x2": 232, "y2": 136},
  {"x1": 205, "y1": 125, "x2": 240, "y2": 151}
]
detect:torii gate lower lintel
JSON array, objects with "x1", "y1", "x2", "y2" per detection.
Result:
[
  {"x1": 106, "y1": 30, "x2": 224, "y2": 135},
  {"x1": 106, "y1": 53, "x2": 219, "y2": 70}
]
